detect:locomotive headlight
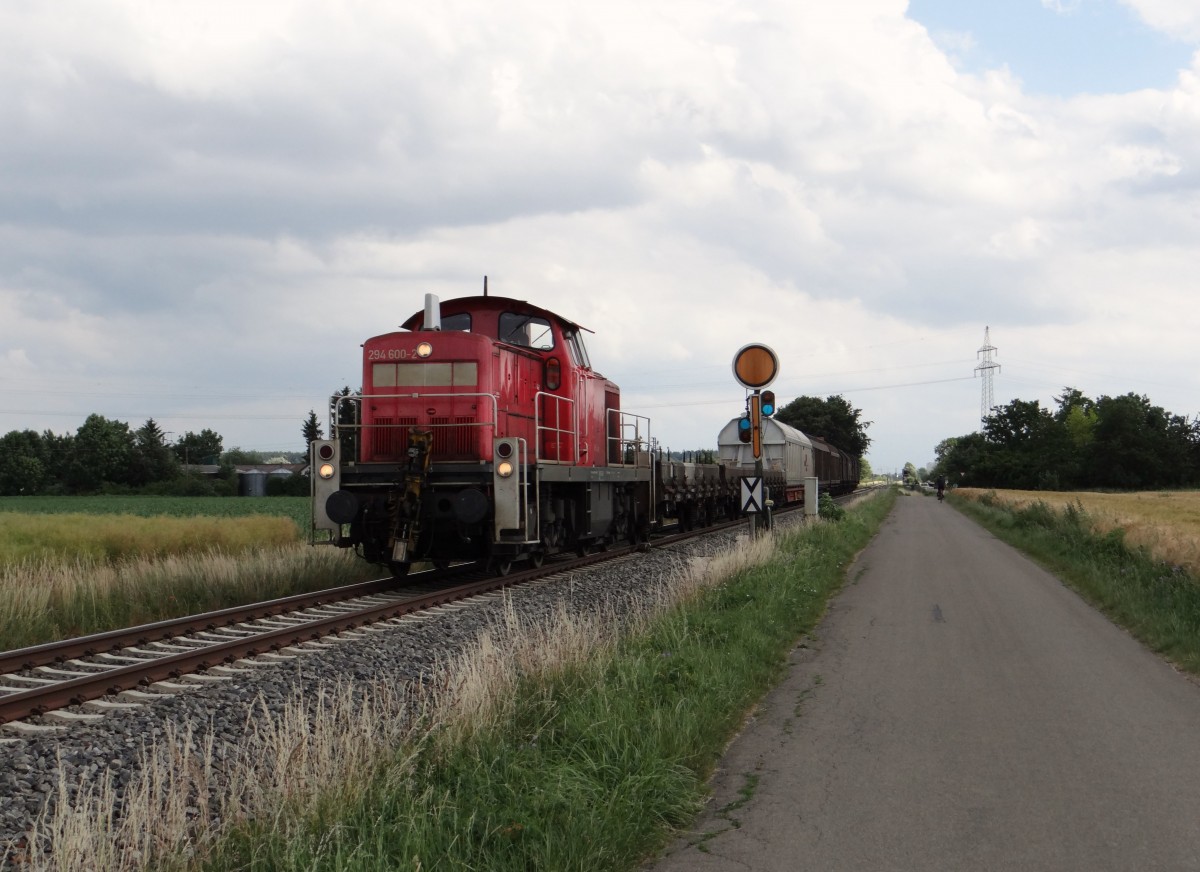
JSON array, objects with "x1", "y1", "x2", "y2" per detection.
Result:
[
  {"x1": 416, "y1": 341, "x2": 433, "y2": 358},
  {"x1": 319, "y1": 463, "x2": 336, "y2": 480},
  {"x1": 496, "y1": 460, "x2": 514, "y2": 478}
]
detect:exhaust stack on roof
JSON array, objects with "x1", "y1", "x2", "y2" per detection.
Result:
[{"x1": 423, "y1": 293, "x2": 442, "y2": 331}]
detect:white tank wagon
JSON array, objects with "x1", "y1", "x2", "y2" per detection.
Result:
[{"x1": 717, "y1": 416, "x2": 816, "y2": 506}]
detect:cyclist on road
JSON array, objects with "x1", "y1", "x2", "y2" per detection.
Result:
[{"x1": 936, "y1": 475, "x2": 946, "y2": 501}]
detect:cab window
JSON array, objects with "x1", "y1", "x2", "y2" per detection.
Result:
[
  {"x1": 499, "y1": 312, "x2": 555, "y2": 350},
  {"x1": 438, "y1": 312, "x2": 471, "y2": 331},
  {"x1": 567, "y1": 330, "x2": 591, "y2": 369}
]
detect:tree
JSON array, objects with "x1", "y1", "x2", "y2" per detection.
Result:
[
  {"x1": 776, "y1": 395, "x2": 871, "y2": 457},
  {"x1": 66, "y1": 414, "x2": 135, "y2": 492},
  {"x1": 979, "y1": 398, "x2": 1074, "y2": 489},
  {"x1": 1087, "y1": 393, "x2": 1191, "y2": 489},
  {"x1": 0, "y1": 430, "x2": 50, "y2": 495},
  {"x1": 333, "y1": 386, "x2": 358, "y2": 462},
  {"x1": 858, "y1": 457, "x2": 874, "y2": 481},
  {"x1": 173, "y1": 430, "x2": 224, "y2": 467},
  {"x1": 132, "y1": 418, "x2": 180, "y2": 485},
  {"x1": 931, "y1": 433, "x2": 990, "y2": 487},
  {"x1": 302, "y1": 410, "x2": 324, "y2": 448}
]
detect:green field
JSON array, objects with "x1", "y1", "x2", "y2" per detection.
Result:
[{"x1": 0, "y1": 495, "x2": 310, "y2": 535}]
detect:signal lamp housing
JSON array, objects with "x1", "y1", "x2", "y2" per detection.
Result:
[{"x1": 738, "y1": 415, "x2": 752, "y2": 444}]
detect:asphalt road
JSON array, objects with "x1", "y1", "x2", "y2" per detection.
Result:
[{"x1": 650, "y1": 492, "x2": 1200, "y2": 871}]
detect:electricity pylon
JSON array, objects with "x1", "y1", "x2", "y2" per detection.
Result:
[{"x1": 975, "y1": 326, "x2": 1000, "y2": 423}]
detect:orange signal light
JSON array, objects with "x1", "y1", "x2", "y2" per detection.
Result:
[{"x1": 732, "y1": 344, "x2": 779, "y2": 390}]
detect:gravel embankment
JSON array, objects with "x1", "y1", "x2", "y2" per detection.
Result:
[{"x1": 0, "y1": 522, "x2": 777, "y2": 858}]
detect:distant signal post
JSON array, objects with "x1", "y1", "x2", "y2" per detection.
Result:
[{"x1": 732, "y1": 343, "x2": 780, "y2": 535}]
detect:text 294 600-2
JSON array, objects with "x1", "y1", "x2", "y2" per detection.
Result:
[{"x1": 367, "y1": 348, "x2": 420, "y2": 361}]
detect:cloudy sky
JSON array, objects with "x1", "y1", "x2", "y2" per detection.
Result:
[{"x1": 3, "y1": 0, "x2": 1199, "y2": 475}]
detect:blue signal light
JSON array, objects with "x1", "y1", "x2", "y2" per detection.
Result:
[
  {"x1": 738, "y1": 415, "x2": 752, "y2": 443},
  {"x1": 760, "y1": 390, "x2": 776, "y2": 417}
]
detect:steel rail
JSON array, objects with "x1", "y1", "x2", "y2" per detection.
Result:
[
  {"x1": 0, "y1": 573, "x2": 519, "y2": 726},
  {"x1": 0, "y1": 541, "x2": 648, "y2": 726},
  {"x1": 0, "y1": 577, "x2": 411, "y2": 675}
]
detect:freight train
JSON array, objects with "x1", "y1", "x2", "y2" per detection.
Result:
[{"x1": 310, "y1": 292, "x2": 859, "y2": 577}]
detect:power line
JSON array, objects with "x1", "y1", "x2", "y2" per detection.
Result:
[{"x1": 626, "y1": 375, "x2": 976, "y2": 411}]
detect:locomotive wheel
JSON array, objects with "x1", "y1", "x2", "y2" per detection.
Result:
[
  {"x1": 388, "y1": 561, "x2": 411, "y2": 580},
  {"x1": 492, "y1": 559, "x2": 513, "y2": 577},
  {"x1": 529, "y1": 551, "x2": 545, "y2": 568}
]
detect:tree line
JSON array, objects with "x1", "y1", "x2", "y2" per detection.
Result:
[
  {"x1": 0, "y1": 414, "x2": 309, "y2": 497},
  {"x1": 0, "y1": 393, "x2": 873, "y2": 497},
  {"x1": 932, "y1": 388, "x2": 1200, "y2": 491},
  {"x1": 775, "y1": 394, "x2": 872, "y2": 458}
]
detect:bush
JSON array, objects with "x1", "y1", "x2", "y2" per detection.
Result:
[
  {"x1": 818, "y1": 493, "x2": 845, "y2": 521},
  {"x1": 267, "y1": 473, "x2": 310, "y2": 497}
]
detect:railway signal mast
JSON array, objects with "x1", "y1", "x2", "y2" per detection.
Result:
[{"x1": 732, "y1": 343, "x2": 780, "y2": 536}]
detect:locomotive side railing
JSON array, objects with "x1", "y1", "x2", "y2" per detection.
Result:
[
  {"x1": 606, "y1": 409, "x2": 652, "y2": 469},
  {"x1": 608, "y1": 409, "x2": 655, "y2": 536},
  {"x1": 330, "y1": 392, "x2": 500, "y2": 463},
  {"x1": 534, "y1": 391, "x2": 578, "y2": 464}
]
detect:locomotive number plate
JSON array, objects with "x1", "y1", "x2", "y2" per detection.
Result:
[{"x1": 368, "y1": 348, "x2": 420, "y2": 361}]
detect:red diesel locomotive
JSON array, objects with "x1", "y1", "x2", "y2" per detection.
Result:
[{"x1": 310, "y1": 292, "x2": 654, "y2": 576}]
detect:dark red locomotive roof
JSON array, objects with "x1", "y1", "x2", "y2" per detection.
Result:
[{"x1": 400, "y1": 295, "x2": 594, "y2": 342}]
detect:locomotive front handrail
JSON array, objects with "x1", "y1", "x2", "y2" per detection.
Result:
[{"x1": 516, "y1": 436, "x2": 538, "y2": 545}]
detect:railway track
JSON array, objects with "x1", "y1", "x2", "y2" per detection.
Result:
[
  {"x1": 0, "y1": 489, "x2": 880, "y2": 733},
  {"x1": 0, "y1": 510, "x2": 781, "y2": 731}
]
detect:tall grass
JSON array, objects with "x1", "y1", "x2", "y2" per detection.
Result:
[
  {"x1": 956, "y1": 487, "x2": 1200, "y2": 579},
  {"x1": 0, "y1": 545, "x2": 376, "y2": 651},
  {"x1": 953, "y1": 492, "x2": 1200, "y2": 673}
]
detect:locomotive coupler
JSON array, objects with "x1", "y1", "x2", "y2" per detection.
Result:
[{"x1": 387, "y1": 430, "x2": 434, "y2": 563}]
